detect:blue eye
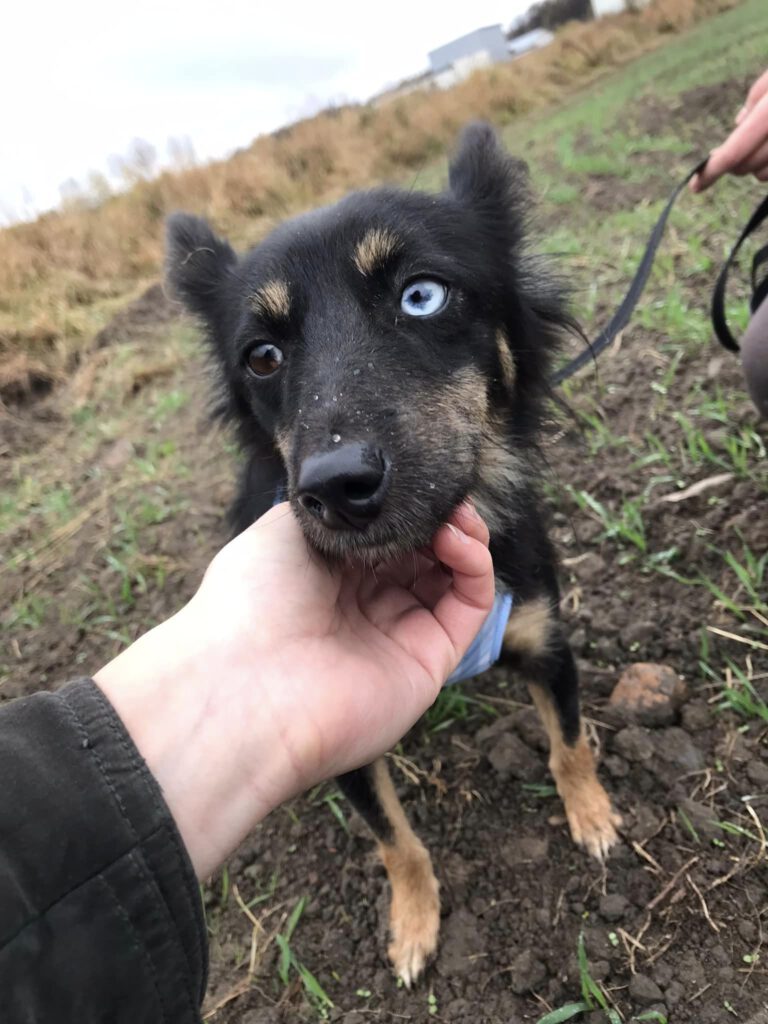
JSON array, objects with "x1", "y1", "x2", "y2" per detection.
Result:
[{"x1": 400, "y1": 279, "x2": 448, "y2": 317}]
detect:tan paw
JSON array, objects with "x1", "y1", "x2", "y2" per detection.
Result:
[
  {"x1": 388, "y1": 890, "x2": 440, "y2": 987},
  {"x1": 380, "y1": 833, "x2": 441, "y2": 986},
  {"x1": 563, "y1": 780, "x2": 622, "y2": 860}
]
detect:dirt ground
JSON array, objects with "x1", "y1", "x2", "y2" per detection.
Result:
[{"x1": 2, "y1": 66, "x2": 767, "y2": 1024}]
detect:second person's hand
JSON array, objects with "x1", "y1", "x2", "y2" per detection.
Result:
[{"x1": 691, "y1": 68, "x2": 768, "y2": 191}]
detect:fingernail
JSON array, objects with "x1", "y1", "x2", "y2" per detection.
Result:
[
  {"x1": 463, "y1": 498, "x2": 481, "y2": 520},
  {"x1": 736, "y1": 105, "x2": 746, "y2": 123},
  {"x1": 447, "y1": 523, "x2": 471, "y2": 544}
]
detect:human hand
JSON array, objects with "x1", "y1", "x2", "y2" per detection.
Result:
[
  {"x1": 95, "y1": 502, "x2": 494, "y2": 878},
  {"x1": 691, "y1": 69, "x2": 768, "y2": 192}
]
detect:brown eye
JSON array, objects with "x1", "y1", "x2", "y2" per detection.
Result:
[{"x1": 246, "y1": 343, "x2": 283, "y2": 377}]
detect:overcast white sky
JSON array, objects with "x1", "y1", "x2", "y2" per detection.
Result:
[{"x1": 0, "y1": 0, "x2": 530, "y2": 222}]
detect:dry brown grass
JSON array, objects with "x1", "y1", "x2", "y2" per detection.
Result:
[{"x1": 0, "y1": 0, "x2": 738, "y2": 401}]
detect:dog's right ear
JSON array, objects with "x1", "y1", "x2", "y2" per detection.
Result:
[{"x1": 165, "y1": 212, "x2": 236, "y2": 326}]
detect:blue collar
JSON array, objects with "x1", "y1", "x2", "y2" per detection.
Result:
[{"x1": 444, "y1": 592, "x2": 512, "y2": 686}]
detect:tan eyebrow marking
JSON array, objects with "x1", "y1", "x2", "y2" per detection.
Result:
[
  {"x1": 250, "y1": 280, "x2": 290, "y2": 319},
  {"x1": 353, "y1": 228, "x2": 401, "y2": 276}
]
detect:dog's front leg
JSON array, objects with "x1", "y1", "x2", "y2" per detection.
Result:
[
  {"x1": 502, "y1": 596, "x2": 622, "y2": 859},
  {"x1": 337, "y1": 759, "x2": 439, "y2": 986}
]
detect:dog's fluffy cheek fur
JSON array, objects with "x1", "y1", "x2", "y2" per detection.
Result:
[{"x1": 394, "y1": 367, "x2": 488, "y2": 498}]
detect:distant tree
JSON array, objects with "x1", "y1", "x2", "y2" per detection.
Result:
[
  {"x1": 59, "y1": 171, "x2": 112, "y2": 212},
  {"x1": 167, "y1": 136, "x2": 197, "y2": 171},
  {"x1": 108, "y1": 138, "x2": 158, "y2": 185},
  {"x1": 86, "y1": 171, "x2": 112, "y2": 203},
  {"x1": 59, "y1": 177, "x2": 85, "y2": 209},
  {"x1": 509, "y1": 0, "x2": 593, "y2": 37}
]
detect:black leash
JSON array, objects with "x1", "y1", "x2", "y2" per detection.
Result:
[
  {"x1": 711, "y1": 191, "x2": 768, "y2": 353},
  {"x1": 551, "y1": 158, "x2": 767, "y2": 385}
]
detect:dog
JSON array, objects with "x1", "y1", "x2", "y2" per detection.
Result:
[{"x1": 166, "y1": 122, "x2": 621, "y2": 986}]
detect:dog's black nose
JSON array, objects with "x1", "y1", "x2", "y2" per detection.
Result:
[{"x1": 297, "y1": 443, "x2": 390, "y2": 529}]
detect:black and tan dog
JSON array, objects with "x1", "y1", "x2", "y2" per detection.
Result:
[{"x1": 166, "y1": 122, "x2": 621, "y2": 985}]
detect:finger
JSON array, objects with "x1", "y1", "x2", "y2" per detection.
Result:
[
  {"x1": 736, "y1": 70, "x2": 768, "y2": 125},
  {"x1": 693, "y1": 91, "x2": 768, "y2": 190},
  {"x1": 410, "y1": 562, "x2": 452, "y2": 609},
  {"x1": 382, "y1": 523, "x2": 495, "y2": 684},
  {"x1": 370, "y1": 500, "x2": 490, "y2": 608},
  {"x1": 367, "y1": 551, "x2": 437, "y2": 591},
  {"x1": 358, "y1": 554, "x2": 451, "y2": 624},
  {"x1": 450, "y1": 498, "x2": 491, "y2": 549},
  {"x1": 429, "y1": 522, "x2": 495, "y2": 655},
  {"x1": 732, "y1": 137, "x2": 768, "y2": 175},
  {"x1": 745, "y1": 68, "x2": 768, "y2": 115}
]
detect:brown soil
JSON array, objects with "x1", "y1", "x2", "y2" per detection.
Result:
[
  {"x1": 91, "y1": 282, "x2": 179, "y2": 349},
  {"x1": 1, "y1": 81, "x2": 767, "y2": 1024}
]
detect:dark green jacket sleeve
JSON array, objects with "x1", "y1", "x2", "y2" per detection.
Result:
[{"x1": 0, "y1": 678, "x2": 208, "y2": 1023}]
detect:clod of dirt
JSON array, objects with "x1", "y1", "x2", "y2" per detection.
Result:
[
  {"x1": 592, "y1": 635, "x2": 621, "y2": 664},
  {"x1": 681, "y1": 701, "x2": 712, "y2": 732},
  {"x1": 655, "y1": 727, "x2": 704, "y2": 773},
  {"x1": 435, "y1": 909, "x2": 486, "y2": 977},
  {"x1": 665, "y1": 980, "x2": 686, "y2": 1008},
  {"x1": 620, "y1": 620, "x2": 657, "y2": 647},
  {"x1": 598, "y1": 892, "x2": 628, "y2": 922},
  {"x1": 591, "y1": 960, "x2": 611, "y2": 982},
  {"x1": 487, "y1": 733, "x2": 540, "y2": 781},
  {"x1": 501, "y1": 836, "x2": 549, "y2": 867},
  {"x1": 608, "y1": 662, "x2": 688, "y2": 727},
  {"x1": 443, "y1": 998, "x2": 472, "y2": 1020},
  {"x1": 604, "y1": 754, "x2": 630, "y2": 779},
  {"x1": 101, "y1": 437, "x2": 135, "y2": 470},
  {"x1": 678, "y1": 798, "x2": 721, "y2": 840},
  {"x1": 716, "y1": 730, "x2": 753, "y2": 766},
  {"x1": 509, "y1": 949, "x2": 547, "y2": 995},
  {"x1": 747, "y1": 760, "x2": 768, "y2": 788},
  {"x1": 628, "y1": 973, "x2": 665, "y2": 1005},
  {"x1": 626, "y1": 804, "x2": 664, "y2": 843},
  {"x1": 512, "y1": 706, "x2": 548, "y2": 751},
  {"x1": 572, "y1": 551, "x2": 606, "y2": 582},
  {"x1": 613, "y1": 726, "x2": 655, "y2": 763},
  {"x1": 241, "y1": 1011, "x2": 280, "y2": 1024},
  {"x1": 652, "y1": 962, "x2": 673, "y2": 988},
  {"x1": 585, "y1": 1013, "x2": 608, "y2": 1024},
  {"x1": 474, "y1": 714, "x2": 516, "y2": 745}
]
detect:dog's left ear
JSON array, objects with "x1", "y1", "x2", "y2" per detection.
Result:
[{"x1": 448, "y1": 122, "x2": 528, "y2": 233}]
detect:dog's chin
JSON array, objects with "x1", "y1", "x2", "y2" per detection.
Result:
[{"x1": 293, "y1": 504, "x2": 436, "y2": 567}]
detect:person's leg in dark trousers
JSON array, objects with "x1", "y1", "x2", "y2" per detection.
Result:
[{"x1": 742, "y1": 296, "x2": 768, "y2": 417}]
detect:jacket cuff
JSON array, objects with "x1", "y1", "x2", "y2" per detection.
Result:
[
  {"x1": 0, "y1": 677, "x2": 208, "y2": 1021},
  {"x1": 62, "y1": 678, "x2": 209, "y2": 1010}
]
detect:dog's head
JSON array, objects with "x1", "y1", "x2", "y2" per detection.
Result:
[{"x1": 167, "y1": 123, "x2": 566, "y2": 561}]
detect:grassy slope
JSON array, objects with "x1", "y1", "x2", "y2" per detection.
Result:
[
  {"x1": 427, "y1": 0, "x2": 768, "y2": 805},
  {"x1": 0, "y1": 0, "x2": 736, "y2": 399}
]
